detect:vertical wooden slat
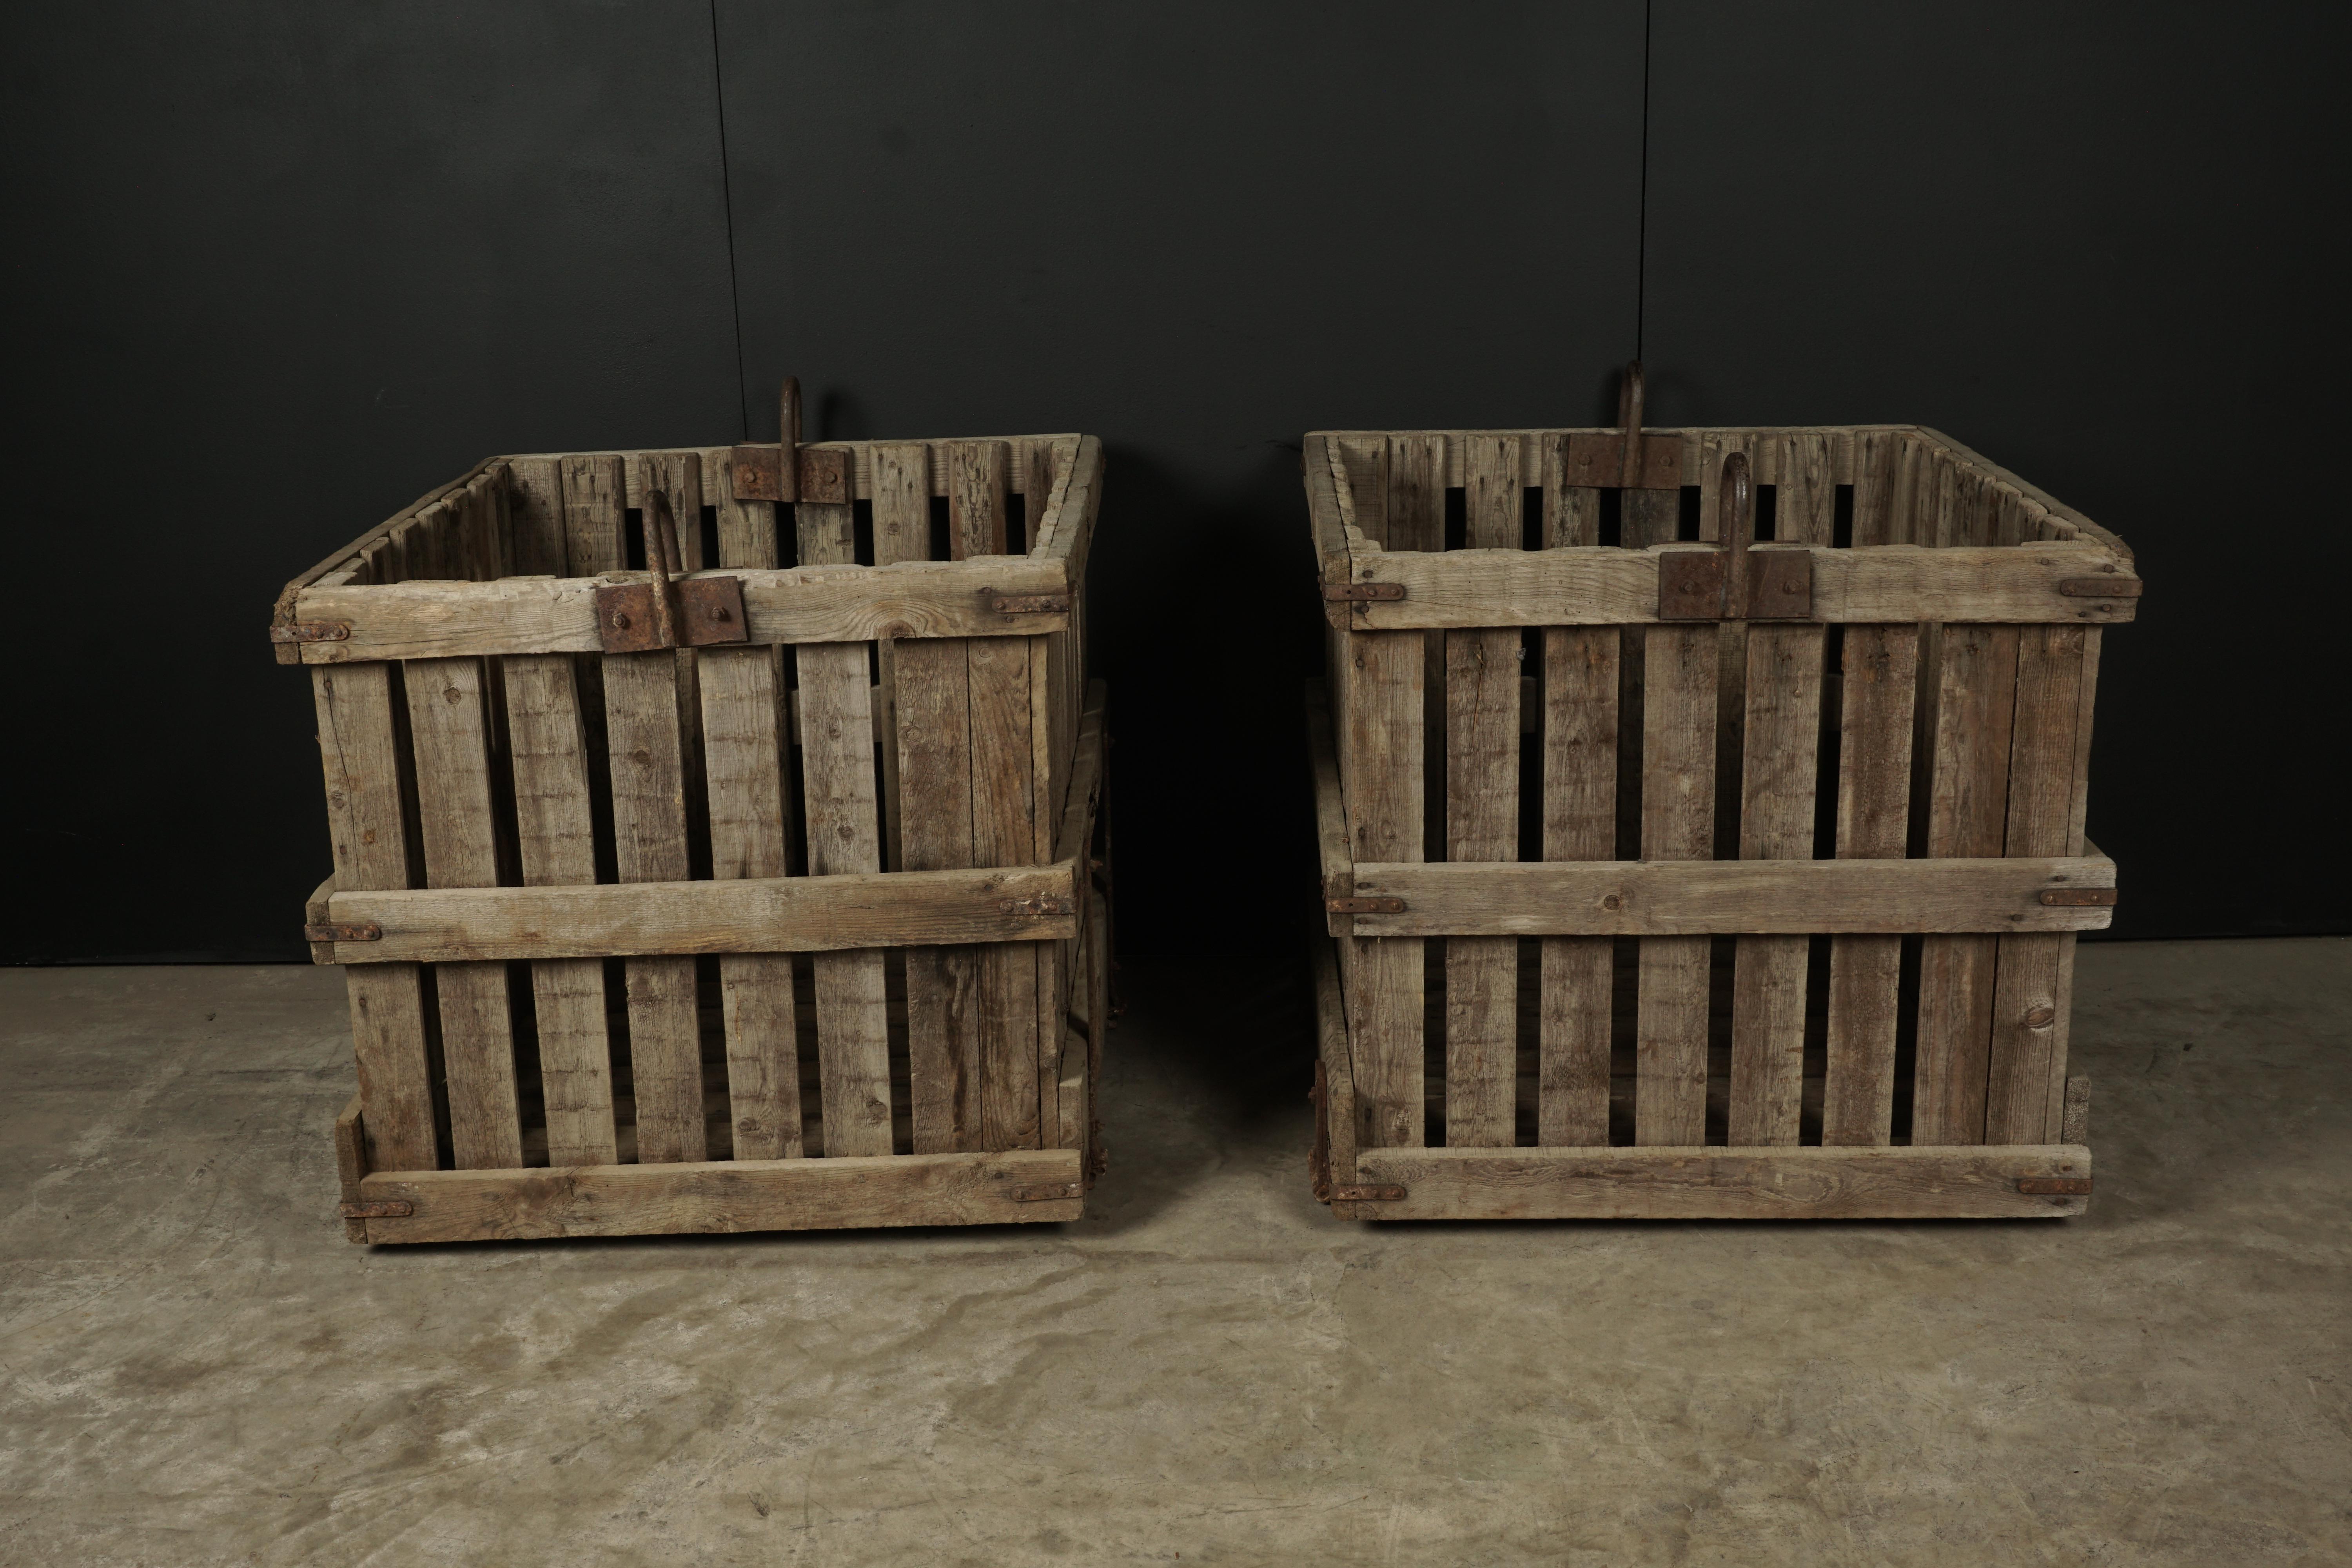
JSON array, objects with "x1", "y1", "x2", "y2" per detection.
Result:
[
  {"x1": 1344, "y1": 629, "x2": 1425, "y2": 1149},
  {"x1": 1384, "y1": 435, "x2": 1443, "y2": 551},
  {"x1": 313, "y1": 663, "x2": 438, "y2": 1174},
  {"x1": 403, "y1": 656, "x2": 523, "y2": 1169},
  {"x1": 1986, "y1": 624, "x2": 2091, "y2": 1144},
  {"x1": 948, "y1": 441, "x2": 1011, "y2": 558},
  {"x1": 700, "y1": 457, "x2": 800, "y2": 1161},
  {"x1": 1909, "y1": 626, "x2": 2019, "y2": 1145},
  {"x1": 896, "y1": 636, "x2": 980, "y2": 1153},
  {"x1": 1727, "y1": 624, "x2": 1825, "y2": 1145},
  {"x1": 1029, "y1": 631, "x2": 1065, "y2": 1141},
  {"x1": 637, "y1": 451, "x2": 706, "y2": 570},
  {"x1": 1444, "y1": 435, "x2": 1522, "y2": 1146},
  {"x1": 1635, "y1": 625, "x2": 1716, "y2": 1145},
  {"x1": 558, "y1": 455, "x2": 626, "y2": 575},
  {"x1": 504, "y1": 458, "x2": 565, "y2": 576},
  {"x1": 604, "y1": 650, "x2": 706, "y2": 1162},
  {"x1": 795, "y1": 486, "x2": 895, "y2": 1156},
  {"x1": 1540, "y1": 432, "x2": 1599, "y2": 547},
  {"x1": 969, "y1": 633, "x2": 1040, "y2": 1150},
  {"x1": 1852, "y1": 432, "x2": 1897, "y2": 546},
  {"x1": 503, "y1": 653, "x2": 618, "y2": 1166},
  {"x1": 1539, "y1": 624, "x2": 1616, "y2": 1145},
  {"x1": 1821, "y1": 626, "x2": 1920, "y2": 1145}
]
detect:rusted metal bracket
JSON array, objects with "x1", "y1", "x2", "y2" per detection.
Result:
[
  {"x1": 2038, "y1": 887, "x2": 2118, "y2": 907},
  {"x1": 1325, "y1": 896, "x2": 1405, "y2": 915},
  {"x1": 304, "y1": 920, "x2": 381, "y2": 944},
  {"x1": 339, "y1": 1200, "x2": 413, "y2": 1219},
  {"x1": 595, "y1": 492, "x2": 751, "y2": 654},
  {"x1": 992, "y1": 593, "x2": 1071, "y2": 614},
  {"x1": 1010, "y1": 1181, "x2": 1083, "y2": 1202},
  {"x1": 2017, "y1": 1176, "x2": 2092, "y2": 1196},
  {"x1": 1330, "y1": 1183, "x2": 1408, "y2": 1202},
  {"x1": 2057, "y1": 577, "x2": 2142, "y2": 598},
  {"x1": 1658, "y1": 450, "x2": 1815, "y2": 621},
  {"x1": 1323, "y1": 582, "x2": 1405, "y2": 602},
  {"x1": 1002, "y1": 895, "x2": 1077, "y2": 917},
  {"x1": 730, "y1": 443, "x2": 851, "y2": 505},
  {"x1": 269, "y1": 620, "x2": 351, "y2": 644}
]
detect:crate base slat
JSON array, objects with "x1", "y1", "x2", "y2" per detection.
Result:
[
  {"x1": 1339, "y1": 1144, "x2": 2091, "y2": 1221},
  {"x1": 348, "y1": 1137, "x2": 1084, "y2": 1243}
]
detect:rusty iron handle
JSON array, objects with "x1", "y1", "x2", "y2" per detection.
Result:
[
  {"x1": 646, "y1": 492, "x2": 683, "y2": 650},
  {"x1": 780, "y1": 375, "x2": 802, "y2": 448},
  {"x1": 1616, "y1": 360, "x2": 1646, "y2": 489},
  {"x1": 1719, "y1": 449, "x2": 1753, "y2": 618}
]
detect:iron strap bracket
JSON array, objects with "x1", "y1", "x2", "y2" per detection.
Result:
[
  {"x1": 2039, "y1": 887, "x2": 2118, "y2": 907},
  {"x1": 304, "y1": 920, "x2": 381, "y2": 944},
  {"x1": 1323, "y1": 582, "x2": 1406, "y2": 602},
  {"x1": 728, "y1": 443, "x2": 852, "y2": 505},
  {"x1": 1010, "y1": 1182, "x2": 1083, "y2": 1203},
  {"x1": 1656, "y1": 448, "x2": 1816, "y2": 622},
  {"x1": 1326, "y1": 896, "x2": 1405, "y2": 915},
  {"x1": 594, "y1": 490, "x2": 752, "y2": 653}
]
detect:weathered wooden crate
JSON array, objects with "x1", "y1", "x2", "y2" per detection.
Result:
[
  {"x1": 1305, "y1": 390, "x2": 2136, "y2": 1220},
  {"x1": 275, "y1": 392, "x2": 1109, "y2": 1243}
]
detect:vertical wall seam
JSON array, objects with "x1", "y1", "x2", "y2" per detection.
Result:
[{"x1": 708, "y1": 0, "x2": 751, "y2": 440}]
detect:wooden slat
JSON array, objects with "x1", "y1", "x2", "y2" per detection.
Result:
[
  {"x1": 1343, "y1": 630, "x2": 1425, "y2": 1149},
  {"x1": 1385, "y1": 434, "x2": 1443, "y2": 552},
  {"x1": 636, "y1": 451, "x2": 705, "y2": 570},
  {"x1": 896, "y1": 636, "x2": 980, "y2": 1154},
  {"x1": 1331, "y1": 545, "x2": 2137, "y2": 633},
  {"x1": 1911, "y1": 625, "x2": 2020, "y2": 1145},
  {"x1": 559, "y1": 455, "x2": 626, "y2": 574},
  {"x1": 1539, "y1": 433, "x2": 1600, "y2": 548},
  {"x1": 1987, "y1": 624, "x2": 2091, "y2": 1144},
  {"x1": 356, "y1": 1148, "x2": 1085, "y2": 1243},
  {"x1": 1726, "y1": 621, "x2": 1825, "y2": 1145},
  {"x1": 504, "y1": 457, "x2": 566, "y2": 576},
  {"x1": 312, "y1": 663, "x2": 437, "y2": 1174},
  {"x1": 969, "y1": 633, "x2": 1039, "y2": 1150},
  {"x1": 1444, "y1": 435, "x2": 1523, "y2": 1147},
  {"x1": 292, "y1": 557, "x2": 1074, "y2": 663},
  {"x1": 1346, "y1": 855, "x2": 2114, "y2": 936},
  {"x1": 402, "y1": 656, "x2": 523, "y2": 1170},
  {"x1": 330, "y1": 865, "x2": 1077, "y2": 963},
  {"x1": 1538, "y1": 624, "x2": 1615, "y2": 1145},
  {"x1": 1345, "y1": 1144, "x2": 2090, "y2": 1221},
  {"x1": 604, "y1": 650, "x2": 706, "y2": 1163},
  {"x1": 1314, "y1": 936, "x2": 1360, "y2": 1195},
  {"x1": 502, "y1": 653, "x2": 618, "y2": 1166},
  {"x1": 1821, "y1": 626, "x2": 1918, "y2": 1145},
  {"x1": 948, "y1": 440, "x2": 1010, "y2": 557},
  {"x1": 702, "y1": 451, "x2": 800, "y2": 1163},
  {"x1": 1635, "y1": 625, "x2": 1716, "y2": 1146}
]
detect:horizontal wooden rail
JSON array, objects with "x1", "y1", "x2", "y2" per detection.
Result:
[
  {"x1": 325, "y1": 862, "x2": 1078, "y2": 963},
  {"x1": 354, "y1": 1147, "x2": 1085, "y2": 1241},
  {"x1": 1341, "y1": 1145, "x2": 2092, "y2": 1220},
  {"x1": 1337, "y1": 544, "x2": 2138, "y2": 630},
  {"x1": 1343, "y1": 855, "x2": 2117, "y2": 936},
  {"x1": 292, "y1": 557, "x2": 1071, "y2": 662}
]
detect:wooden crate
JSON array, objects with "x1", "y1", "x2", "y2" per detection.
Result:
[
  {"x1": 276, "y1": 402, "x2": 1109, "y2": 1243},
  {"x1": 1305, "y1": 403, "x2": 2134, "y2": 1220}
]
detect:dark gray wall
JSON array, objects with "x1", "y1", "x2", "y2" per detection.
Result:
[{"x1": 2, "y1": 2, "x2": 2340, "y2": 962}]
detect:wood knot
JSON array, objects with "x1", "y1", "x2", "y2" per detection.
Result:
[
  {"x1": 1600, "y1": 893, "x2": 1622, "y2": 911},
  {"x1": 2023, "y1": 1005, "x2": 2057, "y2": 1029}
]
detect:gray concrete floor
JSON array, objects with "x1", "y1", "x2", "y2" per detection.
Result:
[{"x1": 2, "y1": 939, "x2": 2347, "y2": 1566}]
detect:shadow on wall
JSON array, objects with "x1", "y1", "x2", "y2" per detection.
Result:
[{"x1": 1086, "y1": 440, "x2": 1328, "y2": 957}]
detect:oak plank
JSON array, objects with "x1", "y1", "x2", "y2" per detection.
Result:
[
  {"x1": 603, "y1": 650, "x2": 707, "y2": 1162},
  {"x1": 947, "y1": 440, "x2": 1011, "y2": 558},
  {"x1": 969, "y1": 633, "x2": 1040, "y2": 1150},
  {"x1": 1347, "y1": 1143, "x2": 2091, "y2": 1221},
  {"x1": 312, "y1": 662, "x2": 438, "y2": 1173},
  {"x1": 558, "y1": 454, "x2": 627, "y2": 574},
  {"x1": 896, "y1": 634, "x2": 981, "y2": 1153},
  {"x1": 356, "y1": 1148, "x2": 1085, "y2": 1243},
  {"x1": 1636, "y1": 625, "x2": 1716, "y2": 1146},
  {"x1": 502, "y1": 653, "x2": 618, "y2": 1166},
  {"x1": 1538, "y1": 626, "x2": 1616, "y2": 1146},
  {"x1": 1987, "y1": 624, "x2": 2091, "y2": 1144},
  {"x1": 1343, "y1": 630, "x2": 1425, "y2": 1149},
  {"x1": 1911, "y1": 625, "x2": 2020, "y2": 1145},
  {"x1": 1822, "y1": 626, "x2": 1918, "y2": 1145},
  {"x1": 402, "y1": 656, "x2": 523, "y2": 1171}
]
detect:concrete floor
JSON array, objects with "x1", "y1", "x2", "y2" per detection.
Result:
[{"x1": 2, "y1": 940, "x2": 2347, "y2": 1566}]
